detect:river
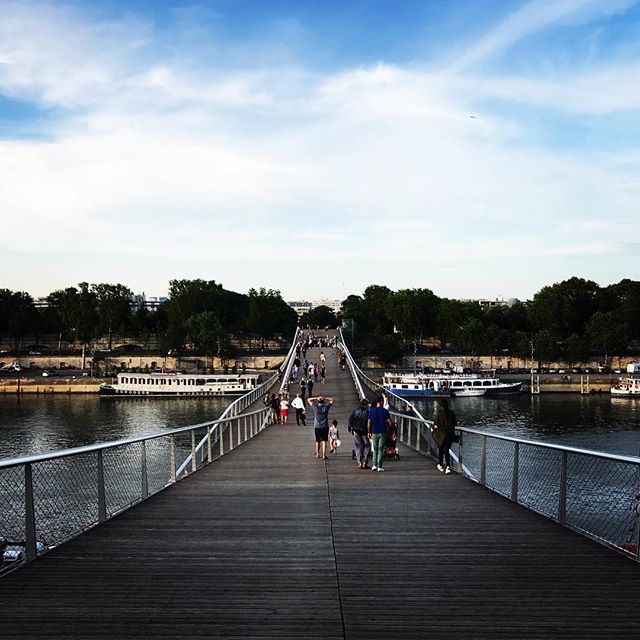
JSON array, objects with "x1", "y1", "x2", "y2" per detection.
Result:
[
  {"x1": 414, "y1": 394, "x2": 640, "y2": 457},
  {"x1": 0, "y1": 394, "x2": 639, "y2": 462},
  {"x1": 0, "y1": 395, "x2": 230, "y2": 461}
]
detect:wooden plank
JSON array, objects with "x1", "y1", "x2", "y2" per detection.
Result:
[{"x1": 1, "y1": 332, "x2": 639, "y2": 639}]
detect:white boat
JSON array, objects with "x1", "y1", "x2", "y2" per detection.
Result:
[
  {"x1": 451, "y1": 388, "x2": 487, "y2": 397},
  {"x1": 383, "y1": 371, "x2": 521, "y2": 398},
  {"x1": 611, "y1": 377, "x2": 640, "y2": 397},
  {"x1": 100, "y1": 372, "x2": 262, "y2": 397}
]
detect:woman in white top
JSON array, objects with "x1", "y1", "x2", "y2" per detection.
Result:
[{"x1": 280, "y1": 398, "x2": 289, "y2": 424}]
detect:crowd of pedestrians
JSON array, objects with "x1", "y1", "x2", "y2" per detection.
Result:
[{"x1": 269, "y1": 330, "x2": 458, "y2": 476}]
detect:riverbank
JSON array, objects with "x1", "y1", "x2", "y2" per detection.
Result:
[{"x1": 0, "y1": 378, "x2": 104, "y2": 394}]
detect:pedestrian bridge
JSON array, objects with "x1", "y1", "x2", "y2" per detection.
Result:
[{"x1": 1, "y1": 330, "x2": 639, "y2": 639}]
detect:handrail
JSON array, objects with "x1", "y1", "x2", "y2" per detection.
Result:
[
  {"x1": 457, "y1": 426, "x2": 640, "y2": 464},
  {"x1": 337, "y1": 328, "x2": 426, "y2": 420},
  {"x1": 0, "y1": 410, "x2": 261, "y2": 470},
  {"x1": 176, "y1": 327, "x2": 300, "y2": 477}
]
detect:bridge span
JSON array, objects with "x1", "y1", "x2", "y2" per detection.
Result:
[{"x1": 1, "y1": 330, "x2": 639, "y2": 638}]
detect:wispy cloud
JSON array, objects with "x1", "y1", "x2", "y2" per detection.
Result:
[
  {"x1": 450, "y1": 0, "x2": 638, "y2": 72},
  {"x1": 0, "y1": 1, "x2": 638, "y2": 299}
]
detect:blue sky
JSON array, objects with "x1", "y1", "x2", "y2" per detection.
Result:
[{"x1": 1, "y1": 0, "x2": 639, "y2": 301}]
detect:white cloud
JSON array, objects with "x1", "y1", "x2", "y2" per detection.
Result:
[{"x1": 0, "y1": 1, "x2": 638, "y2": 299}]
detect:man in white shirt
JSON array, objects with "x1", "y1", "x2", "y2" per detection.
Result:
[{"x1": 291, "y1": 393, "x2": 306, "y2": 426}]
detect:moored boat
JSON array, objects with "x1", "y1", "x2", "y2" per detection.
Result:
[
  {"x1": 611, "y1": 377, "x2": 640, "y2": 397},
  {"x1": 451, "y1": 388, "x2": 487, "y2": 397},
  {"x1": 383, "y1": 371, "x2": 521, "y2": 398},
  {"x1": 100, "y1": 372, "x2": 261, "y2": 397}
]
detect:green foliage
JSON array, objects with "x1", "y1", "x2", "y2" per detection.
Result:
[
  {"x1": 186, "y1": 311, "x2": 223, "y2": 356},
  {"x1": 299, "y1": 305, "x2": 337, "y2": 328},
  {"x1": 374, "y1": 334, "x2": 403, "y2": 366},
  {"x1": 246, "y1": 288, "x2": 297, "y2": 340}
]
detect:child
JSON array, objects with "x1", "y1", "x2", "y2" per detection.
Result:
[{"x1": 329, "y1": 419, "x2": 340, "y2": 454}]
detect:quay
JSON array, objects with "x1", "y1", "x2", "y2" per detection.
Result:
[{"x1": 1, "y1": 331, "x2": 639, "y2": 638}]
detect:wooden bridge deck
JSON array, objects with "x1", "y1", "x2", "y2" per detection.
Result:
[{"x1": 1, "y1": 340, "x2": 640, "y2": 639}]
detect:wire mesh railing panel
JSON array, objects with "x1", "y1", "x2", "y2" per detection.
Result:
[
  {"x1": 566, "y1": 453, "x2": 640, "y2": 556},
  {"x1": 518, "y1": 444, "x2": 561, "y2": 519},
  {"x1": 460, "y1": 431, "x2": 483, "y2": 481},
  {"x1": 104, "y1": 444, "x2": 143, "y2": 516},
  {"x1": 485, "y1": 438, "x2": 515, "y2": 498},
  {"x1": 0, "y1": 466, "x2": 26, "y2": 572},
  {"x1": 32, "y1": 453, "x2": 98, "y2": 546},
  {"x1": 0, "y1": 467, "x2": 25, "y2": 542},
  {"x1": 146, "y1": 436, "x2": 172, "y2": 494}
]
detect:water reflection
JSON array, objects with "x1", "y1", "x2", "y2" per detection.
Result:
[{"x1": 0, "y1": 396, "x2": 230, "y2": 461}]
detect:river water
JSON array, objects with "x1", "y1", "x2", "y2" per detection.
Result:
[
  {"x1": 414, "y1": 394, "x2": 640, "y2": 457},
  {"x1": 0, "y1": 394, "x2": 639, "y2": 461},
  {"x1": 0, "y1": 396, "x2": 230, "y2": 461}
]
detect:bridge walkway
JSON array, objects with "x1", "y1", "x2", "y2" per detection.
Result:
[{"x1": 1, "y1": 340, "x2": 639, "y2": 638}]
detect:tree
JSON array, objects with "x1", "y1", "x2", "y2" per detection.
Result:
[
  {"x1": 92, "y1": 283, "x2": 133, "y2": 350},
  {"x1": 186, "y1": 311, "x2": 223, "y2": 369},
  {"x1": 586, "y1": 311, "x2": 630, "y2": 363},
  {"x1": 388, "y1": 288, "x2": 439, "y2": 347},
  {"x1": 246, "y1": 288, "x2": 297, "y2": 342},
  {"x1": 374, "y1": 335, "x2": 403, "y2": 366},
  {"x1": 299, "y1": 305, "x2": 337, "y2": 329}
]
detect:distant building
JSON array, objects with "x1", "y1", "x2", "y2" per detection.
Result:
[
  {"x1": 461, "y1": 297, "x2": 518, "y2": 309},
  {"x1": 131, "y1": 294, "x2": 168, "y2": 311},
  {"x1": 287, "y1": 299, "x2": 343, "y2": 317}
]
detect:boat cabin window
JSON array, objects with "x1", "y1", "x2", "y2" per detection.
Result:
[
  {"x1": 452, "y1": 381, "x2": 462, "y2": 387},
  {"x1": 483, "y1": 381, "x2": 492, "y2": 387},
  {"x1": 196, "y1": 379, "x2": 205, "y2": 386},
  {"x1": 401, "y1": 385, "x2": 408, "y2": 389}
]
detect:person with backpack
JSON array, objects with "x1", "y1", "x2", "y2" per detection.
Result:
[{"x1": 348, "y1": 399, "x2": 371, "y2": 470}]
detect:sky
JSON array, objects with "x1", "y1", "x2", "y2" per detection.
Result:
[{"x1": 1, "y1": 0, "x2": 639, "y2": 302}]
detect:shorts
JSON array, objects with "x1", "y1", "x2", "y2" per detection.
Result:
[
  {"x1": 314, "y1": 427, "x2": 329, "y2": 442},
  {"x1": 280, "y1": 409, "x2": 288, "y2": 417}
]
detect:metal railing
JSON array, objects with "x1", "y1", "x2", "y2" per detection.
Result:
[
  {"x1": 338, "y1": 328, "x2": 640, "y2": 561},
  {"x1": 0, "y1": 329, "x2": 301, "y2": 575},
  {"x1": 337, "y1": 328, "x2": 426, "y2": 419}
]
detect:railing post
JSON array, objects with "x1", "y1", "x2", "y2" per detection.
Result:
[
  {"x1": 24, "y1": 463, "x2": 37, "y2": 562},
  {"x1": 480, "y1": 435, "x2": 487, "y2": 486},
  {"x1": 207, "y1": 427, "x2": 212, "y2": 463},
  {"x1": 238, "y1": 416, "x2": 242, "y2": 444},
  {"x1": 141, "y1": 441, "x2": 149, "y2": 499},
  {"x1": 511, "y1": 442, "x2": 519, "y2": 502},
  {"x1": 457, "y1": 431, "x2": 463, "y2": 473},
  {"x1": 219, "y1": 424, "x2": 225, "y2": 456},
  {"x1": 558, "y1": 450, "x2": 568, "y2": 525},
  {"x1": 400, "y1": 417, "x2": 405, "y2": 443},
  {"x1": 415, "y1": 421, "x2": 421, "y2": 452},
  {"x1": 170, "y1": 436, "x2": 176, "y2": 483},
  {"x1": 97, "y1": 449, "x2": 107, "y2": 523},
  {"x1": 191, "y1": 431, "x2": 197, "y2": 473},
  {"x1": 244, "y1": 415, "x2": 248, "y2": 442},
  {"x1": 230, "y1": 419, "x2": 235, "y2": 449}
]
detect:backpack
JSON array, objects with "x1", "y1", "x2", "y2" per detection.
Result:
[{"x1": 349, "y1": 407, "x2": 369, "y2": 434}]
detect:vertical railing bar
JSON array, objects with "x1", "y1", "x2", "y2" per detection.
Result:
[
  {"x1": 244, "y1": 415, "x2": 248, "y2": 442},
  {"x1": 558, "y1": 450, "x2": 568, "y2": 525},
  {"x1": 141, "y1": 441, "x2": 149, "y2": 499},
  {"x1": 191, "y1": 431, "x2": 197, "y2": 473},
  {"x1": 230, "y1": 418, "x2": 234, "y2": 450},
  {"x1": 207, "y1": 427, "x2": 212, "y2": 463},
  {"x1": 480, "y1": 435, "x2": 487, "y2": 486},
  {"x1": 97, "y1": 449, "x2": 107, "y2": 523},
  {"x1": 24, "y1": 463, "x2": 37, "y2": 562},
  {"x1": 511, "y1": 442, "x2": 519, "y2": 502},
  {"x1": 458, "y1": 431, "x2": 463, "y2": 474},
  {"x1": 170, "y1": 436, "x2": 176, "y2": 483},
  {"x1": 416, "y1": 420, "x2": 421, "y2": 452},
  {"x1": 219, "y1": 423, "x2": 225, "y2": 456}
]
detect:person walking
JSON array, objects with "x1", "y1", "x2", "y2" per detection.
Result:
[
  {"x1": 291, "y1": 393, "x2": 306, "y2": 426},
  {"x1": 299, "y1": 378, "x2": 307, "y2": 400},
  {"x1": 307, "y1": 378, "x2": 315, "y2": 399},
  {"x1": 280, "y1": 397, "x2": 289, "y2": 424},
  {"x1": 432, "y1": 400, "x2": 457, "y2": 474},
  {"x1": 320, "y1": 365, "x2": 326, "y2": 384},
  {"x1": 307, "y1": 395, "x2": 334, "y2": 459},
  {"x1": 269, "y1": 394, "x2": 281, "y2": 424},
  {"x1": 348, "y1": 399, "x2": 370, "y2": 469},
  {"x1": 368, "y1": 396, "x2": 391, "y2": 472}
]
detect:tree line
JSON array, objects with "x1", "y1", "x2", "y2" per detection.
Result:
[
  {"x1": 334, "y1": 278, "x2": 639, "y2": 364},
  {"x1": 0, "y1": 280, "x2": 298, "y2": 358}
]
